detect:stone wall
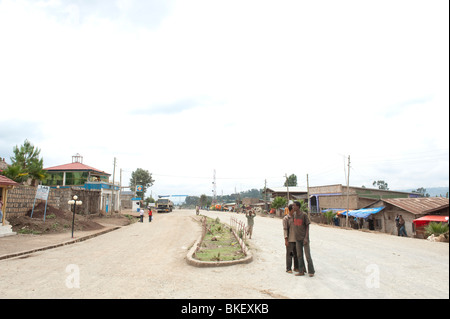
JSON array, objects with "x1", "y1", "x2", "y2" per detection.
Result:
[{"x1": 5, "y1": 185, "x2": 101, "y2": 217}]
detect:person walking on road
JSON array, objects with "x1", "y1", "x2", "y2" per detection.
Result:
[
  {"x1": 246, "y1": 209, "x2": 256, "y2": 239},
  {"x1": 148, "y1": 208, "x2": 153, "y2": 222},
  {"x1": 139, "y1": 209, "x2": 144, "y2": 223},
  {"x1": 395, "y1": 214, "x2": 400, "y2": 236},
  {"x1": 293, "y1": 201, "x2": 315, "y2": 277},
  {"x1": 283, "y1": 204, "x2": 299, "y2": 273},
  {"x1": 398, "y1": 215, "x2": 407, "y2": 237}
]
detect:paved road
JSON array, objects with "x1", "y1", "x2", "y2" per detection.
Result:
[{"x1": 0, "y1": 209, "x2": 448, "y2": 298}]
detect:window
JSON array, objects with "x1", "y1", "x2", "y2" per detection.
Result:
[
  {"x1": 65, "y1": 172, "x2": 88, "y2": 185},
  {"x1": 43, "y1": 172, "x2": 64, "y2": 186}
]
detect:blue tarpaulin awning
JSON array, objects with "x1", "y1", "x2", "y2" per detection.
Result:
[{"x1": 339, "y1": 207, "x2": 385, "y2": 219}]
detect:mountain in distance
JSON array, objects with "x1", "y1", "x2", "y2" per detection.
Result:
[{"x1": 395, "y1": 187, "x2": 449, "y2": 198}]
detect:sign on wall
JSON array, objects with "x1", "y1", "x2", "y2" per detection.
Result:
[
  {"x1": 35, "y1": 185, "x2": 50, "y2": 200},
  {"x1": 31, "y1": 185, "x2": 50, "y2": 221}
]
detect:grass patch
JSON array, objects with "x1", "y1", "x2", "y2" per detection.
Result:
[
  {"x1": 194, "y1": 216, "x2": 246, "y2": 262},
  {"x1": 17, "y1": 228, "x2": 42, "y2": 235},
  {"x1": 123, "y1": 214, "x2": 138, "y2": 223}
]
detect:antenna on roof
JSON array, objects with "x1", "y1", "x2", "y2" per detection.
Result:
[{"x1": 72, "y1": 153, "x2": 83, "y2": 163}]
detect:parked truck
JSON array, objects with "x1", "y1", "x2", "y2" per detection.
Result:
[{"x1": 156, "y1": 198, "x2": 174, "y2": 213}]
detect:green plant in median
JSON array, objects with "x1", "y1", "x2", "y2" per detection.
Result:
[{"x1": 195, "y1": 216, "x2": 246, "y2": 262}]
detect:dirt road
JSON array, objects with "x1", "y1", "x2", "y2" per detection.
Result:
[{"x1": 0, "y1": 209, "x2": 448, "y2": 298}]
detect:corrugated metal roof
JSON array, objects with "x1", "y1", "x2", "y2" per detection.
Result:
[
  {"x1": 0, "y1": 175, "x2": 19, "y2": 186},
  {"x1": 383, "y1": 197, "x2": 449, "y2": 215},
  {"x1": 266, "y1": 187, "x2": 307, "y2": 193}
]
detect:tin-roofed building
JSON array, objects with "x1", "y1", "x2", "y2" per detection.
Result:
[
  {"x1": 309, "y1": 184, "x2": 420, "y2": 214},
  {"x1": 265, "y1": 187, "x2": 308, "y2": 201},
  {"x1": 365, "y1": 197, "x2": 449, "y2": 238}
]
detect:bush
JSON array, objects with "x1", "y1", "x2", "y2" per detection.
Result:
[
  {"x1": 271, "y1": 197, "x2": 287, "y2": 210},
  {"x1": 425, "y1": 222, "x2": 449, "y2": 237},
  {"x1": 324, "y1": 210, "x2": 336, "y2": 225}
]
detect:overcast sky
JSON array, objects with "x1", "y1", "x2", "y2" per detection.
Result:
[{"x1": 0, "y1": 0, "x2": 448, "y2": 200}]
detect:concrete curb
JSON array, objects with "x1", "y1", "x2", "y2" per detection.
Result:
[
  {"x1": 0, "y1": 226, "x2": 121, "y2": 261},
  {"x1": 186, "y1": 232, "x2": 253, "y2": 268}
]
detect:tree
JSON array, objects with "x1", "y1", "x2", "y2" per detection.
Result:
[
  {"x1": 412, "y1": 187, "x2": 430, "y2": 197},
  {"x1": 199, "y1": 194, "x2": 207, "y2": 207},
  {"x1": 144, "y1": 195, "x2": 155, "y2": 207},
  {"x1": 2, "y1": 139, "x2": 47, "y2": 186},
  {"x1": 271, "y1": 196, "x2": 287, "y2": 210},
  {"x1": 129, "y1": 168, "x2": 154, "y2": 199},
  {"x1": 284, "y1": 174, "x2": 297, "y2": 187},
  {"x1": 372, "y1": 180, "x2": 389, "y2": 190},
  {"x1": 296, "y1": 199, "x2": 309, "y2": 213},
  {"x1": 184, "y1": 196, "x2": 200, "y2": 207}
]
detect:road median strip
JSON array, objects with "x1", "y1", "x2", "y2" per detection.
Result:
[{"x1": 186, "y1": 216, "x2": 252, "y2": 267}]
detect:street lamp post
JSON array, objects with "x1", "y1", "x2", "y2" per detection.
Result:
[{"x1": 68, "y1": 195, "x2": 83, "y2": 238}]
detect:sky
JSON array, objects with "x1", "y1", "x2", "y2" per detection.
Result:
[{"x1": 0, "y1": 0, "x2": 448, "y2": 201}]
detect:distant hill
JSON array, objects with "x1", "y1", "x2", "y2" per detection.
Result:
[{"x1": 396, "y1": 187, "x2": 449, "y2": 198}]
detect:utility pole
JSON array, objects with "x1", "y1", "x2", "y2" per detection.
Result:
[
  {"x1": 285, "y1": 173, "x2": 290, "y2": 203},
  {"x1": 119, "y1": 168, "x2": 122, "y2": 213},
  {"x1": 346, "y1": 155, "x2": 351, "y2": 228},
  {"x1": 112, "y1": 157, "x2": 116, "y2": 214},
  {"x1": 212, "y1": 169, "x2": 217, "y2": 205},
  {"x1": 235, "y1": 186, "x2": 241, "y2": 212},
  {"x1": 264, "y1": 179, "x2": 267, "y2": 212}
]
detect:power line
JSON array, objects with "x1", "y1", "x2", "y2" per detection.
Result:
[{"x1": 152, "y1": 173, "x2": 283, "y2": 180}]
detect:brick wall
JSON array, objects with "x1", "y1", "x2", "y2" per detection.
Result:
[{"x1": 5, "y1": 185, "x2": 101, "y2": 217}]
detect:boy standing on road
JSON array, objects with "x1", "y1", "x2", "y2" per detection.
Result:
[
  {"x1": 246, "y1": 209, "x2": 256, "y2": 239},
  {"x1": 283, "y1": 204, "x2": 299, "y2": 273},
  {"x1": 293, "y1": 201, "x2": 315, "y2": 277}
]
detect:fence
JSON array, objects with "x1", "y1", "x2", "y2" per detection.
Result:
[
  {"x1": 230, "y1": 216, "x2": 248, "y2": 255},
  {"x1": 192, "y1": 216, "x2": 208, "y2": 256}
]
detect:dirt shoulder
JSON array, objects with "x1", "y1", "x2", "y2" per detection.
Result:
[
  {"x1": 1, "y1": 205, "x2": 133, "y2": 259},
  {"x1": 7, "y1": 202, "x2": 131, "y2": 235}
]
